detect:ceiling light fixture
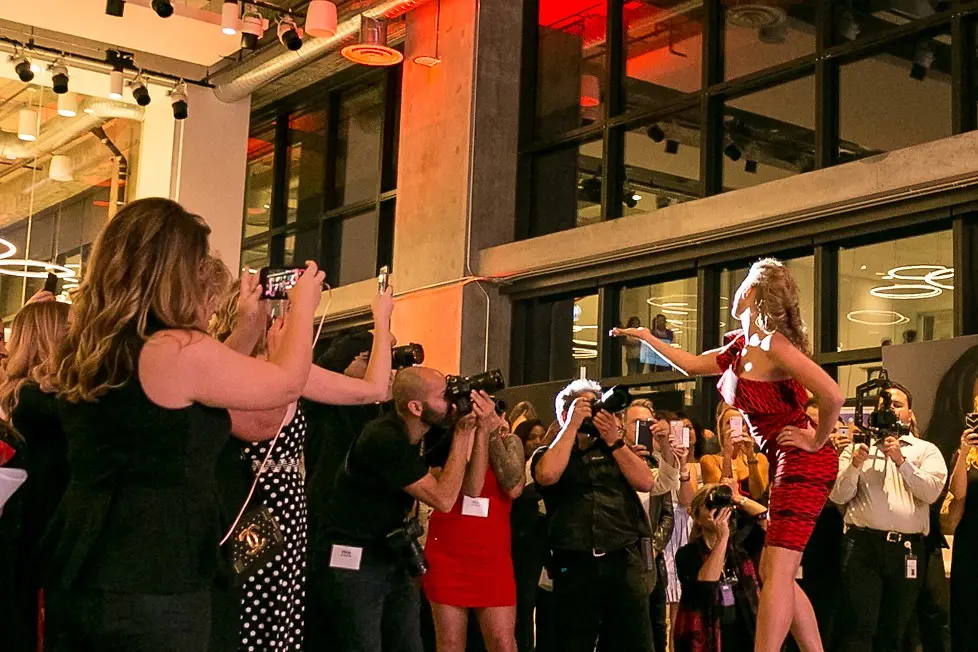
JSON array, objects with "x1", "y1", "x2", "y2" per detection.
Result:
[
  {"x1": 910, "y1": 42, "x2": 935, "y2": 81},
  {"x1": 170, "y1": 82, "x2": 189, "y2": 120},
  {"x1": 646, "y1": 123, "x2": 665, "y2": 143},
  {"x1": 924, "y1": 267, "x2": 954, "y2": 290},
  {"x1": 846, "y1": 310, "x2": 910, "y2": 326},
  {"x1": 869, "y1": 284, "x2": 942, "y2": 300},
  {"x1": 240, "y1": 5, "x2": 268, "y2": 50},
  {"x1": 49, "y1": 60, "x2": 69, "y2": 94},
  {"x1": 0, "y1": 239, "x2": 15, "y2": 259},
  {"x1": 11, "y1": 52, "x2": 34, "y2": 83},
  {"x1": 152, "y1": 0, "x2": 174, "y2": 18},
  {"x1": 305, "y1": 0, "x2": 338, "y2": 38},
  {"x1": 413, "y1": 0, "x2": 441, "y2": 66},
  {"x1": 277, "y1": 15, "x2": 304, "y2": 51},
  {"x1": 109, "y1": 68, "x2": 124, "y2": 100},
  {"x1": 723, "y1": 141, "x2": 742, "y2": 161},
  {"x1": 342, "y1": 16, "x2": 403, "y2": 66},
  {"x1": 130, "y1": 74, "x2": 151, "y2": 106},
  {"x1": 18, "y1": 108, "x2": 38, "y2": 142},
  {"x1": 884, "y1": 265, "x2": 949, "y2": 281},
  {"x1": 222, "y1": 0, "x2": 240, "y2": 35},
  {"x1": 0, "y1": 260, "x2": 75, "y2": 279},
  {"x1": 744, "y1": 159, "x2": 758, "y2": 173},
  {"x1": 48, "y1": 155, "x2": 74, "y2": 182},
  {"x1": 664, "y1": 139, "x2": 680, "y2": 155},
  {"x1": 57, "y1": 92, "x2": 78, "y2": 117},
  {"x1": 106, "y1": 0, "x2": 125, "y2": 17}
]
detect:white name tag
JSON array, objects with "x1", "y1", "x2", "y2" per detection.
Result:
[
  {"x1": 906, "y1": 557, "x2": 918, "y2": 579},
  {"x1": 461, "y1": 496, "x2": 490, "y2": 518},
  {"x1": 329, "y1": 544, "x2": 363, "y2": 571},
  {"x1": 538, "y1": 567, "x2": 553, "y2": 591}
]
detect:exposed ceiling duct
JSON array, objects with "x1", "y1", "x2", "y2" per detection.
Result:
[{"x1": 213, "y1": 0, "x2": 434, "y2": 104}]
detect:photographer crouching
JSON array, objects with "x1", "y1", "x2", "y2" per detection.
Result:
[
  {"x1": 673, "y1": 483, "x2": 769, "y2": 652},
  {"x1": 530, "y1": 380, "x2": 682, "y2": 652},
  {"x1": 317, "y1": 366, "x2": 491, "y2": 652}
]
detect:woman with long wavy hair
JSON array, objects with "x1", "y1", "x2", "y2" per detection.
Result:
[
  {"x1": 613, "y1": 258, "x2": 844, "y2": 652},
  {"x1": 41, "y1": 198, "x2": 325, "y2": 652},
  {"x1": 0, "y1": 299, "x2": 70, "y2": 652}
]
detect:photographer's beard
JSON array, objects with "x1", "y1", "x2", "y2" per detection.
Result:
[{"x1": 421, "y1": 402, "x2": 454, "y2": 429}]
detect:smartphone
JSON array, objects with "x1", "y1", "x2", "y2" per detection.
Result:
[
  {"x1": 43, "y1": 272, "x2": 59, "y2": 294},
  {"x1": 670, "y1": 420, "x2": 684, "y2": 447},
  {"x1": 378, "y1": 265, "x2": 390, "y2": 294},
  {"x1": 258, "y1": 267, "x2": 302, "y2": 301},
  {"x1": 681, "y1": 426, "x2": 691, "y2": 449},
  {"x1": 967, "y1": 413, "x2": 978, "y2": 431},
  {"x1": 635, "y1": 420, "x2": 653, "y2": 450},
  {"x1": 729, "y1": 415, "x2": 744, "y2": 442}
]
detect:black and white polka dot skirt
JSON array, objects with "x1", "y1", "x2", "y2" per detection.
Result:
[{"x1": 238, "y1": 407, "x2": 308, "y2": 651}]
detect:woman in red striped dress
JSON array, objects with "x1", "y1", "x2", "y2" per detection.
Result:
[{"x1": 612, "y1": 258, "x2": 844, "y2": 652}]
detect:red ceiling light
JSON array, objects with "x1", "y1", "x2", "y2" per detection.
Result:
[
  {"x1": 342, "y1": 16, "x2": 403, "y2": 66},
  {"x1": 580, "y1": 74, "x2": 601, "y2": 107}
]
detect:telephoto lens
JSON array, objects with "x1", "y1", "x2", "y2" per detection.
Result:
[
  {"x1": 444, "y1": 369, "x2": 506, "y2": 416},
  {"x1": 391, "y1": 343, "x2": 424, "y2": 370},
  {"x1": 579, "y1": 385, "x2": 632, "y2": 437},
  {"x1": 705, "y1": 484, "x2": 735, "y2": 510}
]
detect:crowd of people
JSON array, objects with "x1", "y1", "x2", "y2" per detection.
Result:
[{"x1": 0, "y1": 198, "x2": 976, "y2": 652}]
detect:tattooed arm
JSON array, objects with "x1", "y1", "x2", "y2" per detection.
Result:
[{"x1": 489, "y1": 427, "x2": 526, "y2": 499}]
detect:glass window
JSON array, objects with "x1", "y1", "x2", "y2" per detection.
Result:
[
  {"x1": 286, "y1": 109, "x2": 327, "y2": 225},
  {"x1": 321, "y1": 211, "x2": 380, "y2": 287},
  {"x1": 332, "y1": 82, "x2": 385, "y2": 208},
  {"x1": 535, "y1": 0, "x2": 607, "y2": 140},
  {"x1": 570, "y1": 294, "x2": 600, "y2": 381},
  {"x1": 280, "y1": 228, "x2": 319, "y2": 269},
  {"x1": 723, "y1": 74, "x2": 815, "y2": 192},
  {"x1": 244, "y1": 124, "x2": 275, "y2": 238},
  {"x1": 839, "y1": 32, "x2": 952, "y2": 162},
  {"x1": 837, "y1": 362, "x2": 884, "y2": 402},
  {"x1": 618, "y1": 277, "x2": 698, "y2": 377},
  {"x1": 719, "y1": 257, "x2": 815, "y2": 347},
  {"x1": 838, "y1": 230, "x2": 954, "y2": 352},
  {"x1": 241, "y1": 242, "x2": 270, "y2": 270},
  {"x1": 724, "y1": 1, "x2": 818, "y2": 80},
  {"x1": 621, "y1": 2, "x2": 703, "y2": 115},
  {"x1": 528, "y1": 138, "x2": 604, "y2": 237},
  {"x1": 833, "y1": 0, "x2": 946, "y2": 46},
  {"x1": 622, "y1": 109, "x2": 701, "y2": 215}
]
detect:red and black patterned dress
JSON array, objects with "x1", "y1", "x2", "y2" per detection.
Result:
[{"x1": 715, "y1": 330, "x2": 837, "y2": 551}]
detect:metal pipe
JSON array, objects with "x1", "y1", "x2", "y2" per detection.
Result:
[{"x1": 213, "y1": 0, "x2": 434, "y2": 103}]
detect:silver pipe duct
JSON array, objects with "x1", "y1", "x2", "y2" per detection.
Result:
[{"x1": 214, "y1": 0, "x2": 434, "y2": 103}]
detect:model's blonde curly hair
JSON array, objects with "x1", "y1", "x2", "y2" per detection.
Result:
[
  {"x1": 743, "y1": 258, "x2": 810, "y2": 355},
  {"x1": 0, "y1": 301, "x2": 70, "y2": 418}
]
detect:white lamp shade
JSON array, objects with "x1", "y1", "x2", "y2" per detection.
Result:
[
  {"x1": 18, "y1": 109, "x2": 38, "y2": 142},
  {"x1": 305, "y1": 0, "x2": 337, "y2": 38},
  {"x1": 222, "y1": 1, "x2": 239, "y2": 35},
  {"x1": 109, "y1": 70, "x2": 124, "y2": 100},
  {"x1": 49, "y1": 155, "x2": 73, "y2": 182},
  {"x1": 57, "y1": 92, "x2": 78, "y2": 117}
]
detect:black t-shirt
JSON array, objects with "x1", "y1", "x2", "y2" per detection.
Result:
[{"x1": 323, "y1": 412, "x2": 430, "y2": 548}]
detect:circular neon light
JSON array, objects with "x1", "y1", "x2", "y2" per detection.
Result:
[
  {"x1": 884, "y1": 265, "x2": 947, "y2": 281},
  {"x1": 0, "y1": 260, "x2": 75, "y2": 279},
  {"x1": 924, "y1": 267, "x2": 954, "y2": 290},
  {"x1": 648, "y1": 294, "x2": 698, "y2": 315},
  {"x1": 0, "y1": 238, "x2": 15, "y2": 260},
  {"x1": 869, "y1": 284, "x2": 942, "y2": 300},
  {"x1": 573, "y1": 347, "x2": 598, "y2": 359},
  {"x1": 847, "y1": 310, "x2": 910, "y2": 326}
]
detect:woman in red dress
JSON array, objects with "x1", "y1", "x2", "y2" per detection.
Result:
[
  {"x1": 424, "y1": 392, "x2": 526, "y2": 652},
  {"x1": 612, "y1": 258, "x2": 844, "y2": 652}
]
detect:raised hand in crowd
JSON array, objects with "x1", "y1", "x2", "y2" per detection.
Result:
[
  {"x1": 881, "y1": 436, "x2": 906, "y2": 466},
  {"x1": 850, "y1": 441, "x2": 872, "y2": 469}
]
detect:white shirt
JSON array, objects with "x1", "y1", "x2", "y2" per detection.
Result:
[{"x1": 829, "y1": 434, "x2": 947, "y2": 535}]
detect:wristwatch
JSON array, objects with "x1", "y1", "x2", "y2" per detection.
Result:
[{"x1": 608, "y1": 439, "x2": 626, "y2": 452}]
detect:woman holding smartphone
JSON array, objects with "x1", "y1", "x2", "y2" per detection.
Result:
[
  {"x1": 701, "y1": 403, "x2": 770, "y2": 502},
  {"x1": 944, "y1": 413, "x2": 978, "y2": 652},
  {"x1": 613, "y1": 258, "x2": 844, "y2": 652}
]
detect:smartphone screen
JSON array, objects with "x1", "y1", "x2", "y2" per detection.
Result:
[
  {"x1": 681, "y1": 426, "x2": 691, "y2": 449},
  {"x1": 729, "y1": 415, "x2": 744, "y2": 442},
  {"x1": 669, "y1": 420, "x2": 684, "y2": 446},
  {"x1": 378, "y1": 265, "x2": 390, "y2": 294},
  {"x1": 258, "y1": 267, "x2": 302, "y2": 300},
  {"x1": 966, "y1": 413, "x2": 978, "y2": 431},
  {"x1": 43, "y1": 272, "x2": 59, "y2": 294},
  {"x1": 635, "y1": 420, "x2": 653, "y2": 450}
]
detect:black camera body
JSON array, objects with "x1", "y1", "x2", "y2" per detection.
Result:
[
  {"x1": 445, "y1": 369, "x2": 506, "y2": 416},
  {"x1": 705, "y1": 484, "x2": 735, "y2": 510},
  {"x1": 579, "y1": 386, "x2": 632, "y2": 437},
  {"x1": 392, "y1": 343, "x2": 424, "y2": 370},
  {"x1": 854, "y1": 368, "x2": 911, "y2": 444},
  {"x1": 386, "y1": 519, "x2": 428, "y2": 578}
]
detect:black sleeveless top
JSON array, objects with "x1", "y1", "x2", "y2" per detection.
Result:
[{"x1": 42, "y1": 349, "x2": 230, "y2": 593}]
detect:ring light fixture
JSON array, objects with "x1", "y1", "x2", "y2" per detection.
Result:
[
  {"x1": 869, "y1": 284, "x2": 942, "y2": 300},
  {"x1": 0, "y1": 260, "x2": 75, "y2": 279},
  {"x1": 846, "y1": 310, "x2": 910, "y2": 326}
]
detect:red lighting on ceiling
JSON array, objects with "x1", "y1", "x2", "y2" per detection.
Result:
[
  {"x1": 341, "y1": 44, "x2": 404, "y2": 66},
  {"x1": 580, "y1": 96, "x2": 600, "y2": 107},
  {"x1": 248, "y1": 137, "x2": 273, "y2": 157}
]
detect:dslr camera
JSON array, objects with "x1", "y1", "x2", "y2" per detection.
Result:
[
  {"x1": 445, "y1": 369, "x2": 506, "y2": 417},
  {"x1": 579, "y1": 385, "x2": 632, "y2": 437},
  {"x1": 853, "y1": 368, "x2": 911, "y2": 444},
  {"x1": 386, "y1": 519, "x2": 428, "y2": 578},
  {"x1": 392, "y1": 343, "x2": 424, "y2": 370},
  {"x1": 705, "y1": 484, "x2": 735, "y2": 510}
]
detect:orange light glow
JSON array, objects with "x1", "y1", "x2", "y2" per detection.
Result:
[
  {"x1": 341, "y1": 44, "x2": 404, "y2": 66},
  {"x1": 580, "y1": 95, "x2": 600, "y2": 107}
]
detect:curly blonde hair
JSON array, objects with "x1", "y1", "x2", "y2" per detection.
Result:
[
  {"x1": 208, "y1": 285, "x2": 267, "y2": 356},
  {"x1": 0, "y1": 301, "x2": 70, "y2": 418},
  {"x1": 56, "y1": 198, "x2": 212, "y2": 403},
  {"x1": 742, "y1": 258, "x2": 810, "y2": 355}
]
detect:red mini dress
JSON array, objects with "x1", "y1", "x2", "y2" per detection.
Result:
[
  {"x1": 716, "y1": 331, "x2": 838, "y2": 552},
  {"x1": 423, "y1": 468, "x2": 516, "y2": 608}
]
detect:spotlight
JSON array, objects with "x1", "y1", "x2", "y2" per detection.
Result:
[
  {"x1": 49, "y1": 60, "x2": 69, "y2": 95},
  {"x1": 170, "y1": 83, "x2": 189, "y2": 121},
  {"x1": 18, "y1": 109, "x2": 38, "y2": 142},
  {"x1": 342, "y1": 16, "x2": 403, "y2": 66},
  {"x1": 305, "y1": 0, "x2": 338, "y2": 38},
  {"x1": 130, "y1": 76, "x2": 151, "y2": 106},
  {"x1": 57, "y1": 92, "x2": 78, "y2": 117},
  {"x1": 222, "y1": 0, "x2": 240, "y2": 35},
  {"x1": 578, "y1": 177, "x2": 602, "y2": 204},
  {"x1": 109, "y1": 69, "x2": 124, "y2": 100},
  {"x1": 910, "y1": 42, "x2": 935, "y2": 81},
  {"x1": 665, "y1": 139, "x2": 680, "y2": 155},
  {"x1": 723, "y1": 142, "x2": 742, "y2": 161},
  {"x1": 12, "y1": 55, "x2": 34, "y2": 83},
  {"x1": 240, "y1": 6, "x2": 267, "y2": 51},
  {"x1": 624, "y1": 193, "x2": 639, "y2": 209},
  {"x1": 744, "y1": 159, "x2": 758, "y2": 174},
  {"x1": 645, "y1": 123, "x2": 665, "y2": 143},
  {"x1": 105, "y1": 0, "x2": 125, "y2": 17},
  {"x1": 152, "y1": 0, "x2": 174, "y2": 18},
  {"x1": 277, "y1": 16, "x2": 303, "y2": 51}
]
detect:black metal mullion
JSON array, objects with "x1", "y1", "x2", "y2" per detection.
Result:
[
  {"x1": 815, "y1": 0, "x2": 839, "y2": 169},
  {"x1": 270, "y1": 111, "x2": 290, "y2": 232},
  {"x1": 953, "y1": 211, "x2": 978, "y2": 335},
  {"x1": 602, "y1": 0, "x2": 624, "y2": 221},
  {"x1": 952, "y1": 12, "x2": 976, "y2": 134},
  {"x1": 695, "y1": 266, "x2": 721, "y2": 428},
  {"x1": 599, "y1": 285, "x2": 621, "y2": 378},
  {"x1": 700, "y1": 1, "x2": 723, "y2": 197},
  {"x1": 814, "y1": 244, "x2": 839, "y2": 358}
]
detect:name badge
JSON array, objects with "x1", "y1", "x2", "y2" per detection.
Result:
[
  {"x1": 538, "y1": 567, "x2": 554, "y2": 591},
  {"x1": 906, "y1": 556, "x2": 918, "y2": 580},
  {"x1": 461, "y1": 496, "x2": 490, "y2": 518},
  {"x1": 329, "y1": 544, "x2": 363, "y2": 571},
  {"x1": 720, "y1": 583, "x2": 735, "y2": 607}
]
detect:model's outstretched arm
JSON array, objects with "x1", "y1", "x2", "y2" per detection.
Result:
[{"x1": 610, "y1": 327, "x2": 723, "y2": 377}]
